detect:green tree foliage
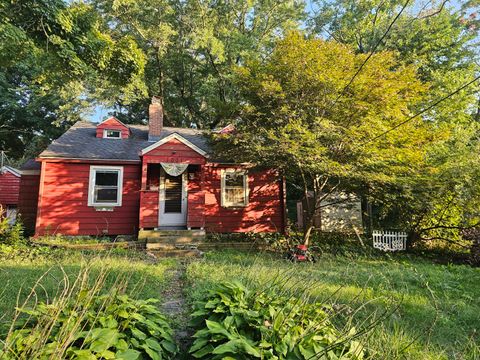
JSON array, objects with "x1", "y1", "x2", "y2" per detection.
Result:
[
  {"x1": 309, "y1": 0, "x2": 480, "y2": 243},
  {"x1": 212, "y1": 32, "x2": 435, "y2": 243},
  {"x1": 310, "y1": 0, "x2": 479, "y2": 124},
  {"x1": 0, "y1": 0, "x2": 146, "y2": 160},
  {"x1": 91, "y1": 0, "x2": 305, "y2": 127}
]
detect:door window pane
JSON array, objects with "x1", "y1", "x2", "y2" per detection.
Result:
[{"x1": 165, "y1": 174, "x2": 182, "y2": 213}]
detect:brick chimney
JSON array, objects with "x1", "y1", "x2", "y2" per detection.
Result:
[{"x1": 148, "y1": 96, "x2": 163, "y2": 141}]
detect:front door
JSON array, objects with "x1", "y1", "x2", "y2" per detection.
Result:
[{"x1": 159, "y1": 170, "x2": 187, "y2": 227}]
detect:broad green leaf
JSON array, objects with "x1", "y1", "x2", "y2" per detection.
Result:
[{"x1": 116, "y1": 349, "x2": 141, "y2": 360}]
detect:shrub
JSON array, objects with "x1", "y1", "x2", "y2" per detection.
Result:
[
  {"x1": 0, "y1": 211, "x2": 25, "y2": 246},
  {"x1": 189, "y1": 281, "x2": 365, "y2": 359},
  {"x1": 206, "y1": 232, "x2": 284, "y2": 244},
  {"x1": 1, "y1": 286, "x2": 177, "y2": 359}
]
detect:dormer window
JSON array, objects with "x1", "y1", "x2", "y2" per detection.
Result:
[
  {"x1": 103, "y1": 129, "x2": 121, "y2": 139},
  {"x1": 96, "y1": 117, "x2": 130, "y2": 139}
]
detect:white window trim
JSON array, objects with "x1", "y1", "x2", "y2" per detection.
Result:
[
  {"x1": 221, "y1": 169, "x2": 249, "y2": 208},
  {"x1": 103, "y1": 129, "x2": 122, "y2": 139},
  {"x1": 88, "y1": 165, "x2": 124, "y2": 207}
]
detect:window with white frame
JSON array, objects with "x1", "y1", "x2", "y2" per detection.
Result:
[
  {"x1": 103, "y1": 129, "x2": 121, "y2": 139},
  {"x1": 221, "y1": 169, "x2": 248, "y2": 207},
  {"x1": 88, "y1": 166, "x2": 123, "y2": 206}
]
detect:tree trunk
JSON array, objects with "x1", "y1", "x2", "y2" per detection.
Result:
[{"x1": 303, "y1": 223, "x2": 314, "y2": 246}]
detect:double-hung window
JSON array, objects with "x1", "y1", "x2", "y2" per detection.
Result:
[
  {"x1": 88, "y1": 166, "x2": 123, "y2": 206},
  {"x1": 221, "y1": 169, "x2": 248, "y2": 207},
  {"x1": 103, "y1": 129, "x2": 121, "y2": 139}
]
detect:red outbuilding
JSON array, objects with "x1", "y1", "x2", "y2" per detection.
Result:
[
  {"x1": 28, "y1": 97, "x2": 286, "y2": 238},
  {"x1": 0, "y1": 165, "x2": 21, "y2": 223}
]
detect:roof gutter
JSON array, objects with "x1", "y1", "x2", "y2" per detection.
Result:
[{"x1": 36, "y1": 157, "x2": 141, "y2": 164}]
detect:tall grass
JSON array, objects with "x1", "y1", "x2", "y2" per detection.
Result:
[
  {"x1": 185, "y1": 250, "x2": 480, "y2": 359},
  {"x1": 0, "y1": 255, "x2": 177, "y2": 359}
]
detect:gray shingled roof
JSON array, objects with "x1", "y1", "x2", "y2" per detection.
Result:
[
  {"x1": 20, "y1": 159, "x2": 41, "y2": 171},
  {"x1": 39, "y1": 121, "x2": 211, "y2": 161}
]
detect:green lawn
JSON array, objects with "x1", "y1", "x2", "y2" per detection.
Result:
[
  {"x1": 0, "y1": 247, "x2": 479, "y2": 359},
  {"x1": 185, "y1": 250, "x2": 480, "y2": 360},
  {"x1": 0, "y1": 250, "x2": 176, "y2": 324}
]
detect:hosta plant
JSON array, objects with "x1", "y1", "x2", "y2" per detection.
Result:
[
  {"x1": 0, "y1": 292, "x2": 177, "y2": 359},
  {"x1": 189, "y1": 281, "x2": 365, "y2": 359}
]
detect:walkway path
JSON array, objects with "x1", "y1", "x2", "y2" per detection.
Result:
[{"x1": 161, "y1": 260, "x2": 191, "y2": 359}]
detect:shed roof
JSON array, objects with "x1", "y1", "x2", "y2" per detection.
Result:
[
  {"x1": 20, "y1": 159, "x2": 41, "y2": 171},
  {"x1": 0, "y1": 166, "x2": 21, "y2": 177}
]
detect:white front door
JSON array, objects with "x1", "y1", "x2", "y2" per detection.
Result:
[{"x1": 159, "y1": 170, "x2": 187, "y2": 227}]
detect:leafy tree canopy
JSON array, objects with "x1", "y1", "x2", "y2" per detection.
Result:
[
  {"x1": 308, "y1": 0, "x2": 480, "y2": 243},
  {"x1": 212, "y1": 32, "x2": 441, "y2": 242},
  {"x1": 91, "y1": 0, "x2": 306, "y2": 127},
  {"x1": 0, "y1": 0, "x2": 146, "y2": 161}
]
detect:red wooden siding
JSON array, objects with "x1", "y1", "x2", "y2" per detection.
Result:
[
  {"x1": 0, "y1": 170, "x2": 20, "y2": 207},
  {"x1": 35, "y1": 162, "x2": 141, "y2": 236},
  {"x1": 18, "y1": 174, "x2": 40, "y2": 234},
  {"x1": 95, "y1": 117, "x2": 130, "y2": 139},
  {"x1": 139, "y1": 191, "x2": 159, "y2": 228},
  {"x1": 187, "y1": 166, "x2": 205, "y2": 228},
  {"x1": 203, "y1": 166, "x2": 283, "y2": 233}
]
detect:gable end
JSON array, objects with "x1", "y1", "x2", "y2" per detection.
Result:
[{"x1": 141, "y1": 133, "x2": 208, "y2": 157}]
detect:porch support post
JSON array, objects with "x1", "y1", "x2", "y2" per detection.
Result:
[{"x1": 141, "y1": 160, "x2": 148, "y2": 190}]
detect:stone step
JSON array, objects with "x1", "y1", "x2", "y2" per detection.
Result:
[
  {"x1": 145, "y1": 236, "x2": 203, "y2": 244},
  {"x1": 147, "y1": 249, "x2": 203, "y2": 258},
  {"x1": 146, "y1": 243, "x2": 199, "y2": 250},
  {"x1": 139, "y1": 229, "x2": 206, "y2": 241}
]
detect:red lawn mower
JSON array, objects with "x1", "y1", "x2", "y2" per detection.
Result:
[{"x1": 286, "y1": 244, "x2": 316, "y2": 263}]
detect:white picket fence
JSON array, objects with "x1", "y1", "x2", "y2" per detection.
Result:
[{"x1": 372, "y1": 230, "x2": 407, "y2": 251}]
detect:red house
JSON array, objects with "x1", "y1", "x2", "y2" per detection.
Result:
[{"x1": 29, "y1": 98, "x2": 286, "y2": 238}]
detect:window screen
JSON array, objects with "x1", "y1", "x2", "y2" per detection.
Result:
[
  {"x1": 94, "y1": 170, "x2": 119, "y2": 203},
  {"x1": 222, "y1": 171, "x2": 247, "y2": 207}
]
